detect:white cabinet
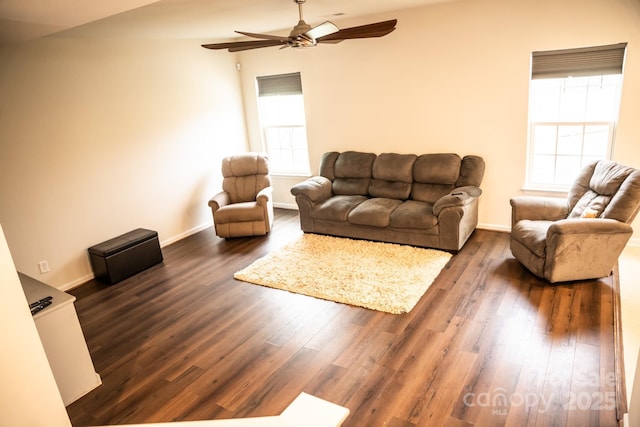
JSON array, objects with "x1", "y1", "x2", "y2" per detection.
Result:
[{"x1": 20, "y1": 273, "x2": 101, "y2": 406}]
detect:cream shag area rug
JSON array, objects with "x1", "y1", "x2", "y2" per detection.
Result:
[{"x1": 233, "y1": 233, "x2": 452, "y2": 314}]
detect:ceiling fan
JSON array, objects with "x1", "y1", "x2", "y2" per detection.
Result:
[{"x1": 201, "y1": 0, "x2": 397, "y2": 52}]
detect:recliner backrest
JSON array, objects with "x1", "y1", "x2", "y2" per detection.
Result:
[
  {"x1": 567, "y1": 160, "x2": 640, "y2": 223},
  {"x1": 221, "y1": 153, "x2": 271, "y2": 204}
]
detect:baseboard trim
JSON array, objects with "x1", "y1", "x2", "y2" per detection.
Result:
[
  {"x1": 477, "y1": 223, "x2": 510, "y2": 233},
  {"x1": 274, "y1": 202, "x2": 298, "y2": 210},
  {"x1": 60, "y1": 273, "x2": 96, "y2": 292},
  {"x1": 63, "y1": 222, "x2": 215, "y2": 291},
  {"x1": 160, "y1": 222, "x2": 214, "y2": 247},
  {"x1": 613, "y1": 263, "x2": 629, "y2": 423}
]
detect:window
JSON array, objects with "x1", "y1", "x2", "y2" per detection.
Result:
[
  {"x1": 256, "y1": 72, "x2": 311, "y2": 175},
  {"x1": 526, "y1": 43, "x2": 626, "y2": 189}
]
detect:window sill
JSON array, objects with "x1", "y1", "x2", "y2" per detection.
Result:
[
  {"x1": 521, "y1": 185, "x2": 569, "y2": 198},
  {"x1": 270, "y1": 172, "x2": 312, "y2": 179}
]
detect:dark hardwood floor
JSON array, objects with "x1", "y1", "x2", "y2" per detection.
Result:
[{"x1": 67, "y1": 209, "x2": 621, "y2": 426}]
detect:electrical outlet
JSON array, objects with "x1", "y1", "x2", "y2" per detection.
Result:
[{"x1": 38, "y1": 260, "x2": 50, "y2": 274}]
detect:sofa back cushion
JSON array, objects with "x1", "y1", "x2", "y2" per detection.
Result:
[
  {"x1": 369, "y1": 153, "x2": 417, "y2": 199},
  {"x1": 411, "y1": 154, "x2": 461, "y2": 203},
  {"x1": 332, "y1": 151, "x2": 376, "y2": 195},
  {"x1": 456, "y1": 155, "x2": 486, "y2": 187}
]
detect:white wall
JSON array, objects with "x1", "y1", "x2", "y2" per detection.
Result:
[
  {"x1": 0, "y1": 38, "x2": 248, "y2": 289},
  {"x1": 0, "y1": 223, "x2": 71, "y2": 426},
  {"x1": 238, "y1": 0, "x2": 640, "y2": 231},
  {"x1": 1, "y1": 0, "x2": 639, "y2": 290}
]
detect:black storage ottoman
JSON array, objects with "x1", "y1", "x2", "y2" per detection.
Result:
[{"x1": 88, "y1": 228, "x2": 163, "y2": 284}]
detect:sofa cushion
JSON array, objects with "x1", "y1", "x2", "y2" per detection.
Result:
[
  {"x1": 333, "y1": 178, "x2": 371, "y2": 196},
  {"x1": 389, "y1": 200, "x2": 438, "y2": 229},
  {"x1": 411, "y1": 154, "x2": 461, "y2": 203},
  {"x1": 332, "y1": 151, "x2": 376, "y2": 196},
  {"x1": 311, "y1": 195, "x2": 367, "y2": 222},
  {"x1": 411, "y1": 183, "x2": 456, "y2": 203},
  {"x1": 413, "y1": 154, "x2": 461, "y2": 184},
  {"x1": 348, "y1": 198, "x2": 403, "y2": 228},
  {"x1": 369, "y1": 153, "x2": 416, "y2": 199},
  {"x1": 335, "y1": 151, "x2": 376, "y2": 178},
  {"x1": 369, "y1": 180, "x2": 412, "y2": 199},
  {"x1": 456, "y1": 155, "x2": 486, "y2": 187},
  {"x1": 319, "y1": 151, "x2": 340, "y2": 180}
]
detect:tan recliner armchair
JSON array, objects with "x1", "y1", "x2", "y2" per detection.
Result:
[
  {"x1": 510, "y1": 160, "x2": 640, "y2": 283},
  {"x1": 209, "y1": 153, "x2": 274, "y2": 238}
]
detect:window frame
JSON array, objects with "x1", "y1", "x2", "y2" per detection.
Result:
[
  {"x1": 256, "y1": 72, "x2": 311, "y2": 176},
  {"x1": 526, "y1": 120, "x2": 616, "y2": 191},
  {"x1": 524, "y1": 43, "x2": 626, "y2": 192}
]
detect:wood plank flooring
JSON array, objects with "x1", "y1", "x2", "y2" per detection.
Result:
[{"x1": 66, "y1": 209, "x2": 621, "y2": 426}]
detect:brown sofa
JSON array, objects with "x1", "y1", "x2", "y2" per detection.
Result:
[{"x1": 290, "y1": 151, "x2": 485, "y2": 251}]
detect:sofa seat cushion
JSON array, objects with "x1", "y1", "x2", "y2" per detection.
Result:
[
  {"x1": 348, "y1": 198, "x2": 403, "y2": 227},
  {"x1": 511, "y1": 219, "x2": 554, "y2": 258},
  {"x1": 311, "y1": 195, "x2": 367, "y2": 222},
  {"x1": 389, "y1": 200, "x2": 438, "y2": 229}
]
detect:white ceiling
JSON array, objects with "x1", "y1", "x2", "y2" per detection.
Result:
[{"x1": 0, "y1": 0, "x2": 455, "y2": 45}]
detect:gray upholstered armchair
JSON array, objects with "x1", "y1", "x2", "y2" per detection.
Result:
[
  {"x1": 510, "y1": 160, "x2": 640, "y2": 283},
  {"x1": 208, "y1": 153, "x2": 274, "y2": 238}
]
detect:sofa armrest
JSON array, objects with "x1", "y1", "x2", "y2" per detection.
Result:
[
  {"x1": 256, "y1": 186, "x2": 273, "y2": 207},
  {"x1": 208, "y1": 191, "x2": 230, "y2": 212},
  {"x1": 510, "y1": 196, "x2": 568, "y2": 225},
  {"x1": 432, "y1": 186, "x2": 482, "y2": 216},
  {"x1": 291, "y1": 176, "x2": 333, "y2": 203}
]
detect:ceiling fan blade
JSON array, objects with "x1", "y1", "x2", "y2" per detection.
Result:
[
  {"x1": 304, "y1": 21, "x2": 339, "y2": 40},
  {"x1": 202, "y1": 39, "x2": 287, "y2": 52},
  {"x1": 316, "y1": 19, "x2": 397, "y2": 42},
  {"x1": 235, "y1": 31, "x2": 290, "y2": 42}
]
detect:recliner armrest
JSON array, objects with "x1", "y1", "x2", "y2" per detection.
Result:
[
  {"x1": 256, "y1": 186, "x2": 273, "y2": 206},
  {"x1": 548, "y1": 217, "x2": 633, "y2": 236},
  {"x1": 290, "y1": 176, "x2": 333, "y2": 203},
  {"x1": 208, "y1": 191, "x2": 230, "y2": 212},
  {"x1": 432, "y1": 186, "x2": 482, "y2": 216},
  {"x1": 510, "y1": 196, "x2": 568, "y2": 225}
]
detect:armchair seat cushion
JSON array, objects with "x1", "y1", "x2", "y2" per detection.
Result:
[
  {"x1": 214, "y1": 202, "x2": 265, "y2": 223},
  {"x1": 511, "y1": 220, "x2": 553, "y2": 258}
]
